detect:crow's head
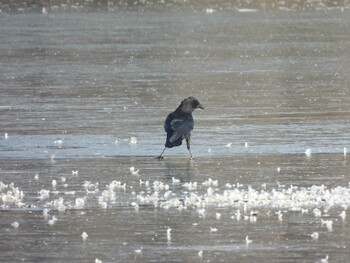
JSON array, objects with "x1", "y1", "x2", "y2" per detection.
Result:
[{"x1": 179, "y1": 96, "x2": 204, "y2": 113}]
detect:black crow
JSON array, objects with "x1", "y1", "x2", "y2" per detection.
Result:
[{"x1": 157, "y1": 96, "x2": 204, "y2": 160}]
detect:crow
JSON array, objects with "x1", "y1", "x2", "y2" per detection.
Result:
[{"x1": 157, "y1": 96, "x2": 204, "y2": 160}]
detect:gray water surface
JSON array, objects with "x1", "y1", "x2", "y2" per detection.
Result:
[{"x1": 1, "y1": 7, "x2": 350, "y2": 263}]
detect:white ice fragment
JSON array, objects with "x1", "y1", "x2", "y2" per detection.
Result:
[
  {"x1": 75, "y1": 198, "x2": 85, "y2": 209},
  {"x1": 54, "y1": 139, "x2": 63, "y2": 146},
  {"x1": 225, "y1": 143, "x2": 232, "y2": 148},
  {"x1": 236, "y1": 8, "x2": 258, "y2": 12},
  {"x1": 43, "y1": 209, "x2": 50, "y2": 219},
  {"x1": 139, "y1": 179, "x2": 150, "y2": 187},
  {"x1": 202, "y1": 178, "x2": 218, "y2": 187},
  {"x1": 164, "y1": 190, "x2": 172, "y2": 199},
  {"x1": 72, "y1": 170, "x2": 79, "y2": 175},
  {"x1": 134, "y1": 247, "x2": 143, "y2": 254},
  {"x1": 130, "y1": 202, "x2": 139, "y2": 211},
  {"x1": 48, "y1": 216, "x2": 57, "y2": 225},
  {"x1": 152, "y1": 180, "x2": 169, "y2": 192},
  {"x1": 34, "y1": 174, "x2": 39, "y2": 180},
  {"x1": 210, "y1": 226, "x2": 218, "y2": 232},
  {"x1": 197, "y1": 208, "x2": 206, "y2": 218},
  {"x1": 277, "y1": 167, "x2": 281, "y2": 173},
  {"x1": 198, "y1": 250, "x2": 203, "y2": 257},
  {"x1": 11, "y1": 221, "x2": 19, "y2": 228},
  {"x1": 340, "y1": 210, "x2": 346, "y2": 220},
  {"x1": 81, "y1": 231, "x2": 88, "y2": 240},
  {"x1": 38, "y1": 189, "x2": 50, "y2": 200},
  {"x1": 323, "y1": 207, "x2": 330, "y2": 215},
  {"x1": 4, "y1": 133, "x2": 9, "y2": 139},
  {"x1": 321, "y1": 219, "x2": 333, "y2": 231},
  {"x1": 235, "y1": 210, "x2": 241, "y2": 221},
  {"x1": 305, "y1": 148, "x2": 311, "y2": 157},
  {"x1": 311, "y1": 232, "x2": 319, "y2": 240},
  {"x1": 151, "y1": 182, "x2": 350, "y2": 220},
  {"x1": 57, "y1": 203, "x2": 66, "y2": 212},
  {"x1": 276, "y1": 181, "x2": 285, "y2": 188},
  {"x1": 250, "y1": 215, "x2": 257, "y2": 223},
  {"x1": 208, "y1": 147, "x2": 211, "y2": 153},
  {"x1": 130, "y1": 137, "x2": 138, "y2": 144},
  {"x1": 205, "y1": 8, "x2": 216, "y2": 13},
  {"x1": 83, "y1": 181, "x2": 99, "y2": 192},
  {"x1": 344, "y1": 147, "x2": 347, "y2": 157},
  {"x1": 172, "y1": 177, "x2": 180, "y2": 184},
  {"x1": 129, "y1": 166, "x2": 139, "y2": 176},
  {"x1": 243, "y1": 203, "x2": 248, "y2": 213},
  {"x1": 313, "y1": 208, "x2": 322, "y2": 217},
  {"x1": 244, "y1": 142, "x2": 249, "y2": 148},
  {"x1": 52, "y1": 180, "x2": 57, "y2": 189},
  {"x1": 101, "y1": 200, "x2": 108, "y2": 208},
  {"x1": 53, "y1": 197, "x2": 66, "y2": 212},
  {"x1": 183, "y1": 182, "x2": 197, "y2": 191},
  {"x1": 216, "y1": 213, "x2": 221, "y2": 220},
  {"x1": 245, "y1": 235, "x2": 252, "y2": 245},
  {"x1": 167, "y1": 228, "x2": 171, "y2": 241},
  {"x1": 250, "y1": 210, "x2": 258, "y2": 222},
  {"x1": 236, "y1": 182, "x2": 243, "y2": 188},
  {"x1": 301, "y1": 208, "x2": 309, "y2": 214},
  {"x1": 320, "y1": 255, "x2": 329, "y2": 263},
  {"x1": 0, "y1": 183, "x2": 24, "y2": 206},
  {"x1": 42, "y1": 7, "x2": 48, "y2": 15},
  {"x1": 276, "y1": 210, "x2": 283, "y2": 221}
]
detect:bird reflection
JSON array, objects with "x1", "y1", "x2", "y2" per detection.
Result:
[{"x1": 160, "y1": 158, "x2": 197, "y2": 184}]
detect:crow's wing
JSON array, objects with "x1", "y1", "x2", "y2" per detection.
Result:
[
  {"x1": 164, "y1": 112, "x2": 176, "y2": 133},
  {"x1": 169, "y1": 116, "x2": 193, "y2": 143}
]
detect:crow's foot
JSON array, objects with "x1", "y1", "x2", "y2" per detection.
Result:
[{"x1": 156, "y1": 155, "x2": 164, "y2": 161}]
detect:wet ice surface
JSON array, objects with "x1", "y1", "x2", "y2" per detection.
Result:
[
  {"x1": 1, "y1": 155, "x2": 350, "y2": 262},
  {"x1": 1, "y1": 7, "x2": 350, "y2": 263}
]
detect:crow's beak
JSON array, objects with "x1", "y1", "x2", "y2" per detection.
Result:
[{"x1": 197, "y1": 104, "x2": 204, "y2": 110}]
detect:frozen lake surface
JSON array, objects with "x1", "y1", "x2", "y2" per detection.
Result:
[{"x1": 1, "y1": 5, "x2": 350, "y2": 263}]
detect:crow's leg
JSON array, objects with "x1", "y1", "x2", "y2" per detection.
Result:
[
  {"x1": 185, "y1": 134, "x2": 194, "y2": 159},
  {"x1": 156, "y1": 147, "x2": 166, "y2": 160}
]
